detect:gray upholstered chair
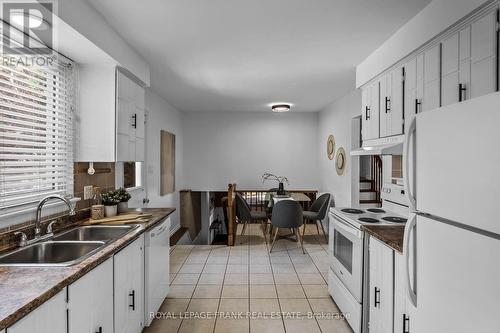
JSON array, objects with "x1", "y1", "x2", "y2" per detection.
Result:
[
  {"x1": 270, "y1": 200, "x2": 305, "y2": 254},
  {"x1": 235, "y1": 193, "x2": 268, "y2": 241},
  {"x1": 302, "y1": 193, "x2": 331, "y2": 242}
]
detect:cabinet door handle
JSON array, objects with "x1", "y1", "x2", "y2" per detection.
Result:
[
  {"x1": 129, "y1": 290, "x2": 136, "y2": 310},
  {"x1": 414, "y1": 99, "x2": 421, "y2": 114},
  {"x1": 132, "y1": 114, "x2": 137, "y2": 129},
  {"x1": 385, "y1": 97, "x2": 391, "y2": 113},
  {"x1": 95, "y1": 327, "x2": 102, "y2": 333},
  {"x1": 458, "y1": 83, "x2": 466, "y2": 102},
  {"x1": 374, "y1": 287, "x2": 380, "y2": 308},
  {"x1": 403, "y1": 314, "x2": 410, "y2": 333},
  {"x1": 365, "y1": 106, "x2": 371, "y2": 120}
]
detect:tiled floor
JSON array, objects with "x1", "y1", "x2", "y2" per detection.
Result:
[{"x1": 145, "y1": 223, "x2": 353, "y2": 333}]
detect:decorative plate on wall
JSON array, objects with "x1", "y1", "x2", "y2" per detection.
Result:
[
  {"x1": 336, "y1": 147, "x2": 346, "y2": 175},
  {"x1": 327, "y1": 135, "x2": 336, "y2": 160}
]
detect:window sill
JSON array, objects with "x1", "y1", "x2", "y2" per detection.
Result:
[{"x1": 0, "y1": 198, "x2": 81, "y2": 229}]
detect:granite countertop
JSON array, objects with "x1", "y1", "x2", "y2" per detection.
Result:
[
  {"x1": 0, "y1": 207, "x2": 175, "y2": 330},
  {"x1": 362, "y1": 224, "x2": 405, "y2": 253}
]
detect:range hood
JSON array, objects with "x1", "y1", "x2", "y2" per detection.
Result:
[{"x1": 350, "y1": 135, "x2": 404, "y2": 156}]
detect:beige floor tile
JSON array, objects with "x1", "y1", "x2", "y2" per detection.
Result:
[
  {"x1": 144, "y1": 318, "x2": 182, "y2": 333},
  {"x1": 250, "y1": 298, "x2": 280, "y2": 315},
  {"x1": 179, "y1": 264, "x2": 205, "y2": 274},
  {"x1": 250, "y1": 285, "x2": 277, "y2": 298},
  {"x1": 273, "y1": 273, "x2": 300, "y2": 285},
  {"x1": 283, "y1": 318, "x2": 321, "y2": 333},
  {"x1": 276, "y1": 285, "x2": 306, "y2": 299},
  {"x1": 298, "y1": 273, "x2": 326, "y2": 285},
  {"x1": 250, "y1": 256, "x2": 271, "y2": 265},
  {"x1": 249, "y1": 273, "x2": 274, "y2": 285},
  {"x1": 218, "y1": 298, "x2": 249, "y2": 313},
  {"x1": 221, "y1": 285, "x2": 249, "y2": 298},
  {"x1": 226, "y1": 264, "x2": 249, "y2": 274},
  {"x1": 316, "y1": 318, "x2": 354, "y2": 333},
  {"x1": 302, "y1": 285, "x2": 330, "y2": 298},
  {"x1": 159, "y1": 298, "x2": 190, "y2": 314},
  {"x1": 224, "y1": 273, "x2": 248, "y2": 285},
  {"x1": 308, "y1": 298, "x2": 339, "y2": 314},
  {"x1": 172, "y1": 273, "x2": 200, "y2": 285},
  {"x1": 193, "y1": 285, "x2": 223, "y2": 299},
  {"x1": 198, "y1": 273, "x2": 225, "y2": 285},
  {"x1": 178, "y1": 318, "x2": 216, "y2": 333},
  {"x1": 169, "y1": 274, "x2": 177, "y2": 283},
  {"x1": 202, "y1": 264, "x2": 227, "y2": 273},
  {"x1": 250, "y1": 264, "x2": 272, "y2": 273},
  {"x1": 227, "y1": 256, "x2": 249, "y2": 264},
  {"x1": 187, "y1": 298, "x2": 220, "y2": 313},
  {"x1": 278, "y1": 298, "x2": 312, "y2": 315},
  {"x1": 293, "y1": 263, "x2": 320, "y2": 274},
  {"x1": 206, "y1": 256, "x2": 228, "y2": 264},
  {"x1": 270, "y1": 256, "x2": 291, "y2": 263},
  {"x1": 250, "y1": 318, "x2": 285, "y2": 333},
  {"x1": 271, "y1": 263, "x2": 295, "y2": 273},
  {"x1": 214, "y1": 318, "x2": 249, "y2": 333},
  {"x1": 170, "y1": 262, "x2": 183, "y2": 273},
  {"x1": 168, "y1": 285, "x2": 196, "y2": 298}
]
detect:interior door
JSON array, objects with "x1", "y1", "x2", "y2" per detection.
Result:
[{"x1": 414, "y1": 215, "x2": 500, "y2": 333}]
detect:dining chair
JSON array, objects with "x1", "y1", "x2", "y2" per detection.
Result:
[
  {"x1": 270, "y1": 200, "x2": 305, "y2": 254},
  {"x1": 235, "y1": 193, "x2": 269, "y2": 241},
  {"x1": 302, "y1": 193, "x2": 331, "y2": 242}
]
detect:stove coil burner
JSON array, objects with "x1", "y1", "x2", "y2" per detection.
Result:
[
  {"x1": 367, "y1": 208, "x2": 386, "y2": 213},
  {"x1": 358, "y1": 217, "x2": 379, "y2": 223},
  {"x1": 382, "y1": 216, "x2": 408, "y2": 223},
  {"x1": 341, "y1": 208, "x2": 364, "y2": 214}
]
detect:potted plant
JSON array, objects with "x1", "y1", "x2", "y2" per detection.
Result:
[
  {"x1": 101, "y1": 191, "x2": 121, "y2": 217},
  {"x1": 115, "y1": 187, "x2": 132, "y2": 213},
  {"x1": 262, "y1": 172, "x2": 290, "y2": 195}
]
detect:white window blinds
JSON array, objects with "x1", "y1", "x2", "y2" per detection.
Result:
[{"x1": 0, "y1": 52, "x2": 75, "y2": 215}]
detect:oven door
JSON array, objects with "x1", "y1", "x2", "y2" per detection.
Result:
[{"x1": 330, "y1": 213, "x2": 364, "y2": 302}]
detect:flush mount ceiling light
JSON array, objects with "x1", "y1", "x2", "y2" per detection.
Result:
[{"x1": 271, "y1": 104, "x2": 291, "y2": 112}]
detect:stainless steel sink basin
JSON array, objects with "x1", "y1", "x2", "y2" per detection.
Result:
[
  {"x1": 0, "y1": 241, "x2": 105, "y2": 267},
  {"x1": 53, "y1": 225, "x2": 137, "y2": 242}
]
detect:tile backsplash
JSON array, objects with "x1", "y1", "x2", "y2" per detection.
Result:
[{"x1": 74, "y1": 162, "x2": 116, "y2": 210}]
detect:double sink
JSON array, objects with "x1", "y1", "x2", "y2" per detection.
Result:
[{"x1": 0, "y1": 225, "x2": 139, "y2": 267}]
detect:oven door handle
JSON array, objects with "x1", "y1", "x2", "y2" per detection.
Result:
[{"x1": 333, "y1": 217, "x2": 362, "y2": 239}]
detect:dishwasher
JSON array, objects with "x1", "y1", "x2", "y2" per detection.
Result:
[{"x1": 144, "y1": 217, "x2": 170, "y2": 326}]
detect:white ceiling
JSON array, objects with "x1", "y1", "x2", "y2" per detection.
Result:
[{"x1": 88, "y1": 0, "x2": 430, "y2": 112}]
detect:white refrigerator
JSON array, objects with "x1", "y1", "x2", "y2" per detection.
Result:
[{"x1": 403, "y1": 92, "x2": 500, "y2": 333}]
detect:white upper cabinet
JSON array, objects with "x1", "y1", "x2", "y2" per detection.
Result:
[
  {"x1": 6, "y1": 291, "x2": 66, "y2": 333},
  {"x1": 380, "y1": 66, "x2": 404, "y2": 137},
  {"x1": 470, "y1": 9, "x2": 498, "y2": 99},
  {"x1": 116, "y1": 70, "x2": 145, "y2": 162},
  {"x1": 362, "y1": 80, "x2": 380, "y2": 141},
  {"x1": 422, "y1": 44, "x2": 442, "y2": 112},
  {"x1": 76, "y1": 66, "x2": 145, "y2": 162},
  {"x1": 441, "y1": 33, "x2": 461, "y2": 106}
]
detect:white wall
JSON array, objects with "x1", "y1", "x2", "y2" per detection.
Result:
[
  {"x1": 182, "y1": 112, "x2": 320, "y2": 191},
  {"x1": 144, "y1": 89, "x2": 184, "y2": 233},
  {"x1": 318, "y1": 90, "x2": 362, "y2": 207},
  {"x1": 356, "y1": 0, "x2": 491, "y2": 87}
]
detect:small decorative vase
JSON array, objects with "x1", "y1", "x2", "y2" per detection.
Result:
[
  {"x1": 104, "y1": 205, "x2": 118, "y2": 217},
  {"x1": 277, "y1": 182, "x2": 285, "y2": 195},
  {"x1": 91, "y1": 205, "x2": 105, "y2": 220},
  {"x1": 118, "y1": 202, "x2": 128, "y2": 213}
]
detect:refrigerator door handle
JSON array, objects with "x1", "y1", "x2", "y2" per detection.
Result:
[
  {"x1": 403, "y1": 116, "x2": 417, "y2": 211},
  {"x1": 404, "y1": 214, "x2": 417, "y2": 307}
]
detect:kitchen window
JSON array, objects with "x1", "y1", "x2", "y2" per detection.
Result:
[{"x1": 0, "y1": 52, "x2": 75, "y2": 218}]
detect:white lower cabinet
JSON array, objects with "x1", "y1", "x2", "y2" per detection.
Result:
[
  {"x1": 6, "y1": 291, "x2": 66, "y2": 333},
  {"x1": 68, "y1": 258, "x2": 114, "y2": 333},
  {"x1": 114, "y1": 235, "x2": 145, "y2": 333},
  {"x1": 369, "y1": 237, "x2": 394, "y2": 333},
  {"x1": 394, "y1": 253, "x2": 416, "y2": 333}
]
